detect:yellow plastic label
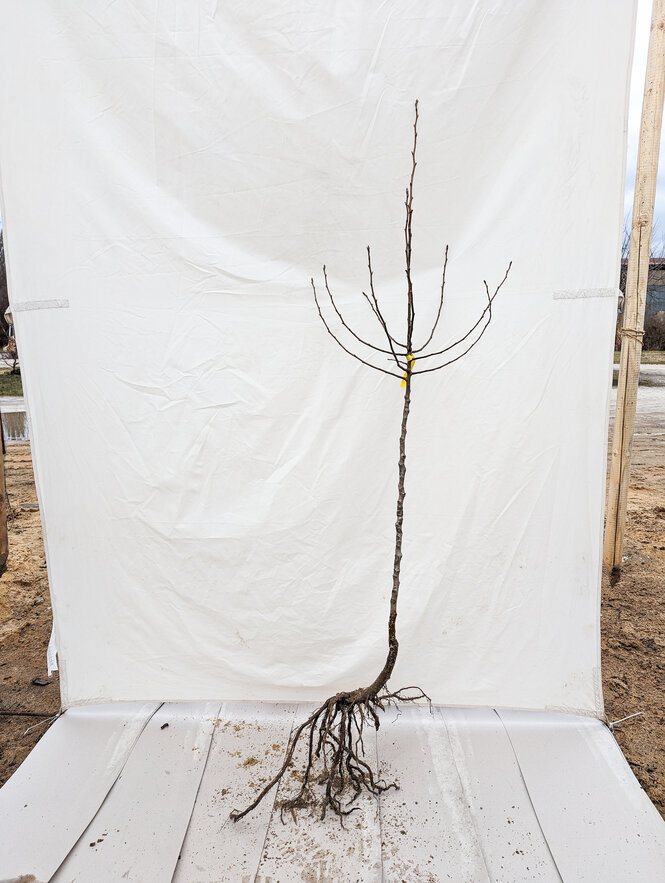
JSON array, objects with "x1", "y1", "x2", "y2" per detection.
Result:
[{"x1": 401, "y1": 354, "x2": 415, "y2": 387}]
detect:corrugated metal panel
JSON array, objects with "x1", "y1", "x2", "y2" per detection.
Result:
[
  {"x1": 172, "y1": 701, "x2": 298, "y2": 882},
  {"x1": 52, "y1": 703, "x2": 219, "y2": 883},
  {"x1": 0, "y1": 702, "x2": 158, "y2": 882},
  {"x1": 441, "y1": 706, "x2": 561, "y2": 881},
  {"x1": 2, "y1": 702, "x2": 665, "y2": 882},
  {"x1": 498, "y1": 709, "x2": 665, "y2": 881}
]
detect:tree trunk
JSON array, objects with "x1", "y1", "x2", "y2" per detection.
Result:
[{"x1": 368, "y1": 372, "x2": 411, "y2": 692}]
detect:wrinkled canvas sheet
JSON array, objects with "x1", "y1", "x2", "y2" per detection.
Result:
[{"x1": 0, "y1": 1, "x2": 634, "y2": 711}]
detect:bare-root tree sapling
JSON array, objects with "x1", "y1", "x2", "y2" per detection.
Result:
[{"x1": 231, "y1": 101, "x2": 511, "y2": 823}]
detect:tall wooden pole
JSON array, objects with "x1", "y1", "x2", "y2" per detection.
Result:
[{"x1": 604, "y1": 0, "x2": 665, "y2": 572}]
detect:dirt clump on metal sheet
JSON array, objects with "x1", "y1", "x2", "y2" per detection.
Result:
[{"x1": 0, "y1": 438, "x2": 663, "y2": 821}]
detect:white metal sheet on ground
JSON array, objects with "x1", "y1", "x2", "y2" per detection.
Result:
[
  {"x1": 257, "y1": 703, "x2": 383, "y2": 883},
  {"x1": 172, "y1": 701, "x2": 297, "y2": 883},
  {"x1": 498, "y1": 709, "x2": 665, "y2": 881},
  {"x1": 3, "y1": 702, "x2": 665, "y2": 882},
  {"x1": 52, "y1": 702, "x2": 219, "y2": 883},
  {"x1": 376, "y1": 704, "x2": 490, "y2": 882},
  {"x1": 0, "y1": 702, "x2": 158, "y2": 883},
  {"x1": 439, "y1": 706, "x2": 560, "y2": 882}
]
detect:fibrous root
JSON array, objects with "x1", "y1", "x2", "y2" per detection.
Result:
[{"x1": 229, "y1": 683, "x2": 430, "y2": 822}]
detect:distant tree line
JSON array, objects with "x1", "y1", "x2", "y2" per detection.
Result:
[{"x1": 619, "y1": 215, "x2": 665, "y2": 350}]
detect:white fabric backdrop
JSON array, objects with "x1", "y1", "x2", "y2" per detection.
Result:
[{"x1": 0, "y1": 1, "x2": 634, "y2": 712}]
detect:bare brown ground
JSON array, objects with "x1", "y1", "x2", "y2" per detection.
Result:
[
  {"x1": 0, "y1": 430, "x2": 663, "y2": 822},
  {"x1": 602, "y1": 405, "x2": 665, "y2": 817},
  {"x1": 0, "y1": 444, "x2": 60, "y2": 786}
]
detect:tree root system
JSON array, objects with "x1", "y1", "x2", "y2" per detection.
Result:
[{"x1": 230, "y1": 683, "x2": 430, "y2": 823}]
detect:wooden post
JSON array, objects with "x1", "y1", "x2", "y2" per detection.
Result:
[{"x1": 604, "y1": 0, "x2": 665, "y2": 572}]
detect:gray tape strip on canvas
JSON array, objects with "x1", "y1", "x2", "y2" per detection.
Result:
[
  {"x1": 12, "y1": 298, "x2": 70, "y2": 312},
  {"x1": 553, "y1": 288, "x2": 620, "y2": 300}
]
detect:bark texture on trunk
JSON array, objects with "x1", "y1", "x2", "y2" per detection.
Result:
[{"x1": 369, "y1": 373, "x2": 411, "y2": 693}]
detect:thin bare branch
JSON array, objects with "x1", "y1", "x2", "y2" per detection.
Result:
[
  {"x1": 411, "y1": 321, "x2": 491, "y2": 375},
  {"x1": 404, "y1": 100, "x2": 419, "y2": 351},
  {"x1": 413, "y1": 245, "x2": 449, "y2": 354},
  {"x1": 411, "y1": 267, "x2": 511, "y2": 375},
  {"x1": 321, "y1": 265, "x2": 400, "y2": 365},
  {"x1": 311, "y1": 279, "x2": 405, "y2": 379},
  {"x1": 361, "y1": 287, "x2": 409, "y2": 366},
  {"x1": 365, "y1": 247, "x2": 407, "y2": 365},
  {"x1": 361, "y1": 289, "x2": 382, "y2": 323},
  {"x1": 366, "y1": 246, "x2": 407, "y2": 348},
  {"x1": 415, "y1": 261, "x2": 512, "y2": 362}
]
